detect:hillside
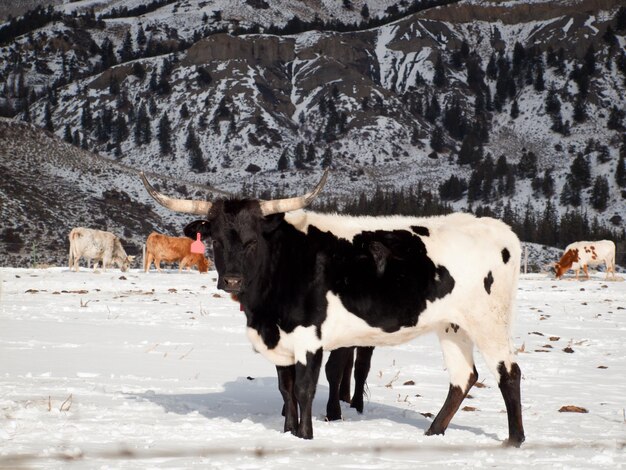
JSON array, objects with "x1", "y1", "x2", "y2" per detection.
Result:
[
  {"x1": 0, "y1": 118, "x2": 212, "y2": 266},
  {"x1": 0, "y1": 0, "x2": 625, "y2": 266}
]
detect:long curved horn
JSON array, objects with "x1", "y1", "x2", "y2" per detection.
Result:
[
  {"x1": 259, "y1": 170, "x2": 329, "y2": 216},
  {"x1": 140, "y1": 172, "x2": 213, "y2": 215}
]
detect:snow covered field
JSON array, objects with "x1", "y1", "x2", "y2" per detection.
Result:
[{"x1": 1, "y1": 267, "x2": 624, "y2": 469}]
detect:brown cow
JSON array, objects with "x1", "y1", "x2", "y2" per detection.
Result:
[{"x1": 144, "y1": 232, "x2": 210, "y2": 273}]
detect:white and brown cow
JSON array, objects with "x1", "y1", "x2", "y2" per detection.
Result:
[
  {"x1": 140, "y1": 171, "x2": 525, "y2": 446},
  {"x1": 554, "y1": 240, "x2": 616, "y2": 280},
  {"x1": 68, "y1": 227, "x2": 134, "y2": 272},
  {"x1": 144, "y1": 232, "x2": 210, "y2": 273}
]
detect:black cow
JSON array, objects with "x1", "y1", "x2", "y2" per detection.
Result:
[{"x1": 140, "y1": 171, "x2": 525, "y2": 446}]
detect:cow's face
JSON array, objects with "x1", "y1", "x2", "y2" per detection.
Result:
[
  {"x1": 553, "y1": 262, "x2": 564, "y2": 279},
  {"x1": 119, "y1": 255, "x2": 135, "y2": 272},
  {"x1": 185, "y1": 200, "x2": 283, "y2": 295}
]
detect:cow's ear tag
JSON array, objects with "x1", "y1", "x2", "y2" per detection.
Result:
[{"x1": 190, "y1": 233, "x2": 205, "y2": 254}]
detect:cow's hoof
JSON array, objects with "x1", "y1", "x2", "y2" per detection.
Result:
[
  {"x1": 424, "y1": 427, "x2": 445, "y2": 436},
  {"x1": 325, "y1": 413, "x2": 343, "y2": 422},
  {"x1": 503, "y1": 435, "x2": 525, "y2": 448},
  {"x1": 350, "y1": 398, "x2": 364, "y2": 413},
  {"x1": 296, "y1": 429, "x2": 313, "y2": 440}
]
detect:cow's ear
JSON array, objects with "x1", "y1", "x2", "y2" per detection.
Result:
[
  {"x1": 261, "y1": 213, "x2": 284, "y2": 234},
  {"x1": 184, "y1": 220, "x2": 211, "y2": 240}
]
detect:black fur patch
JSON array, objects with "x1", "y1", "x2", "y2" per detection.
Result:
[
  {"x1": 411, "y1": 226, "x2": 430, "y2": 237},
  {"x1": 484, "y1": 271, "x2": 494, "y2": 294},
  {"x1": 501, "y1": 248, "x2": 510, "y2": 264}
]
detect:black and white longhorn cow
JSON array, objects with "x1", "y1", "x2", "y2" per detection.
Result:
[{"x1": 140, "y1": 171, "x2": 525, "y2": 446}]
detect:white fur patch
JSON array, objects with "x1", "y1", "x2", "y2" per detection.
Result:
[
  {"x1": 320, "y1": 292, "x2": 433, "y2": 349},
  {"x1": 246, "y1": 325, "x2": 322, "y2": 366}
]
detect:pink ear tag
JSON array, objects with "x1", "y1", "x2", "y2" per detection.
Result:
[{"x1": 190, "y1": 233, "x2": 205, "y2": 254}]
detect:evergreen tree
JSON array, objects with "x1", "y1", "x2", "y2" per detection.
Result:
[
  {"x1": 80, "y1": 100, "x2": 93, "y2": 132},
  {"x1": 542, "y1": 169, "x2": 555, "y2": 198},
  {"x1": 136, "y1": 25, "x2": 147, "y2": 47},
  {"x1": 467, "y1": 168, "x2": 483, "y2": 202},
  {"x1": 424, "y1": 94, "x2": 440, "y2": 123},
  {"x1": 537, "y1": 200, "x2": 558, "y2": 246},
  {"x1": 180, "y1": 103, "x2": 189, "y2": 119},
  {"x1": 457, "y1": 132, "x2": 483, "y2": 165},
  {"x1": 132, "y1": 62, "x2": 146, "y2": 80},
  {"x1": 277, "y1": 149, "x2": 289, "y2": 171},
  {"x1": 360, "y1": 3, "x2": 369, "y2": 19},
  {"x1": 197, "y1": 66, "x2": 212, "y2": 86},
  {"x1": 607, "y1": 105, "x2": 624, "y2": 130},
  {"x1": 534, "y1": 61, "x2": 545, "y2": 91},
  {"x1": 591, "y1": 176, "x2": 610, "y2": 211},
  {"x1": 186, "y1": 125, "x2": 206, "y2": 172},
  {"x1": 99, "y1": 38, "x2": 117, "y2": 70},
  {"x1": 119, "y1": 31, "x2": 134, "y2": 62},
  {"x1": 573, "y1": 96, "x2": 587, "y2": 123},
  {"x1": 44, "y1": 102, "x2": 54, "y2": 132},
  {"x1": 439, "y1": 175, "x2": 467, "y2": 201},
  {"x1": 560, "y1": 175, "x2": 581, "y2": 207},
  {"x1": 306, "y1": 143, "x2": 316, "y2": 164},
  {"x1": 545, "y1": 86, "x2": 561, "y2": 115},
  {"x1": 616, "y1": 6, "x2": 626, "y2": 30},
  {"x1": 63, "y1": 124, "x2": 72, "y2": 143},
  {"x1": 517, "y1": 150, "x2": 537, "y2": 179},
  {"x1": 134, "y1": 102, "x2": 151, "y2": 145},
  {"x1": 480, "y1": 154, "x2": 495, "y2": 202},
  {"x1": 157, "y1": 63, "x2": 172, "y2": 95},
  {"x1": 158, "y1": 112, "x2": 172, "y2": 155},
  {"x1": 294, "y1": 142, "x2": 306, "y2": 169},
  {"x1": 321, "y1": 148, "x2": 333, "y2": 169},
  {"x1": 512, "y1": 42, "x2": 526, "y2": 76},
  {"x1": 570, "y1": 152, "x2": 591, "y2": 187},
  {"x1": 616, "y1": 153, "x2": 626, "y2": 187},
  {"x1": 486, "y1": 52, "x2": 497, "y2": 80},
  {"x1": 442, "y1": 98, "x2": 465, "y2": 140},
  {"x1": 430, "y1": 125, "x2": 444, "y2": 153},
  {"x1": 433, "y1": 54, "x2": 446, "y2": 88},
  {"x1": 495, "y1": 154, "x2": 509, "y2": 177},
  {"x1": 584, "y1": 43, "x2": 596, "y2": 75},
  {"x1": 113, "y1": 114, "x2": 128, "y2": 143},
  {"x1": 149, "y1": 70, "x2": 158, "y2": 93}
]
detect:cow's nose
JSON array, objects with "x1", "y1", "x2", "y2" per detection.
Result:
[{"x1": 222, "y1": 276, "x2": 242, "y2": 292}]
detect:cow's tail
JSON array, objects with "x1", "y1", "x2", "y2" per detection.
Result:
[
  {"x1": 68, "y1": 229, "x2": 77, "y2": 269},
  {"x1": 68, "y1": 228, "x2": 84, "y2": 269}
]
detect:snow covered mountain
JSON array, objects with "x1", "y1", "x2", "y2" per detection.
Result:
[{"x1": 1, "y1": 0, "x2": 625, "y2": 266}]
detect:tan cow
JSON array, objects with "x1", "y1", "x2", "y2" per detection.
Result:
[
  {"x1": 144, "y1": 232, "x2": 210, "y2": 273},
  {"x1": 69, "y1": 227, "x2": 134, "y2": 272},
  {"x1": 554, "y1": 240, "x2": 616, "y2": 280}
]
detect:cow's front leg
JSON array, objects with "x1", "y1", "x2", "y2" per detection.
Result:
[
  {"x1": 276, "y1": 365, "x2": 298, "y2": 435},
  {"x1": 294, "y1": 349, "x2": 323, "y2": 439}
]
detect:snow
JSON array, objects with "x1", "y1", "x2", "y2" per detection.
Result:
[{"x1": 1, "y1": 266, "x2": 625, "y2": 468}]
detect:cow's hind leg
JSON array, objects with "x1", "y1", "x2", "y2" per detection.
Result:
[
  {"x1": 473, "y1": 333, "x2": 525, "y2": 447},
  {"x1": 339, "y1": 347, "x2": 354, "y2": 404},
  {"x1": 325, "y1": 347, "x2": 354, "y2": 421},
  {"x1": 276, "y1": 365, "x2": 298, "y2": 435},
  {"x1": 351, "y1": 346, "x2": 374, "y2": 413},
  {"x1": 426, "y1": 325, "x2": 477, "y2": 437}
]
